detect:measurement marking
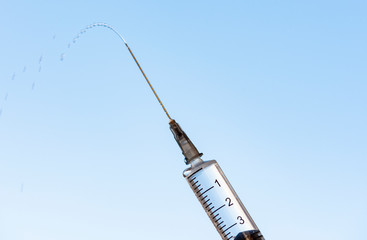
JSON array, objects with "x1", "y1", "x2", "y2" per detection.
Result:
[
  {"x1": 203, "y1": 198, "x2": 210, "y2": 204},
  {"x1": 211, "y1": 204, "x2": 225, "y2": 215},
  {"x1": 188, "y1": 168, "x2": 203, "y2": 179},
  {"x1": 189, "y1": 177, "x2": 196, "y2": 183},
  {"x1": 222, "y1": 223, "x2": 237, "y2": 234},
  {"x1": 200, "y1": 195, "x2": 208, "y2": 201},
  {"x1": 217, "y1": 221, "x2": 224, "y2": 227},
  {"x1": 224, "y1": 232, "x2": 231, "y2": 237},
  {"x1": 228, "y1": 236, "x2": 234, "y2": 240},
  {"x1": 208, "y1": 206, "x2": 215, "y2": 212},
  {"x1": 196, "y1": 188, "x2": 203, "y2": 194},
  {"x1": 205, "y1": 203, "x2": 212, "y2": 209},
  {"x1": 198, "y1": 186, "x2": 214, "y2": 198},
  {"x1": 219, "y1": 224, "x2": 227, "y2": 230},
  {"x1": 214, "y1": 216, "x2": 221, "y2": 223},
  {"x1": 193, "y1": 184, "x2": 201, "y2": 190},
  {"x1": 191, "y1": 180, "x2": 199, "y2": 186}
]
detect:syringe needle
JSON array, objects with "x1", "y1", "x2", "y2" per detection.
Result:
[
  {"x1": 88, "y1": 23, "x2": 172, "y2": 120},
  {"x1": 123, "y1": 42, "x2": 172, "y2": 120}
]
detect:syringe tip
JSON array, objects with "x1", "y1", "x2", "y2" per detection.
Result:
[{"x1": 169, "y1": 120, "x2": 202, "y2": 164}]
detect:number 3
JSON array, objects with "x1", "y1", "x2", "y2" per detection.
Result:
[{"x1": 237, "y1": 216, "x2": 245, "y2": 224}]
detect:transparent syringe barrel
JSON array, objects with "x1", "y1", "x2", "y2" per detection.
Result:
[{"x1": 183, "y1": 160, "x2": 264, "y2": 240}]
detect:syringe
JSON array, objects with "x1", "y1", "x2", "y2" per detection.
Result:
[{"x1": 97, "y1": 23, "x2": 266, "y2": 239}]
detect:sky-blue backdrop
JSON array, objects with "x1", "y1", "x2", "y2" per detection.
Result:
[{"x1": 0, "y1": 1, "x2": 366, "y2": 240}]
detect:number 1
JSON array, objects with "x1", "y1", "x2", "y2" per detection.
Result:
[{"x1": 215, "y1": 179, "x2": 221, "y2": 187}]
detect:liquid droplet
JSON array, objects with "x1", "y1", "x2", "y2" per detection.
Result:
[
  {"x1": 53, "y1": 34, "x2": 56, "y2": 40},
  {"x1": 32, "y1": 82, "x2": 36, "y2": 90},
  {"x1": 23, "y1": 66, "x2": 26, "y2": 72},
  {"x1": 60, "y1": 53, "x2": 64, "y2": 61},
  {"x1": 11, "y1": 73, "x2": 15, "y2": 80},
  {"x1": 38, "y1": 66, "x2": 42, "y2": 72},
  {"x1": 68, "y1": 43, "x2": 71, "y2": 48},
  {"x1": 39, "y1": 55, "x2": 43, "y2": 64},
  {"x1": 4, "y1": 93, "x2": 8, "y2": 101}
]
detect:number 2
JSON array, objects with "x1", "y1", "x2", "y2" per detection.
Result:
[{"x1": 225, "y1": 197, "x2": 233, "y2": 206}]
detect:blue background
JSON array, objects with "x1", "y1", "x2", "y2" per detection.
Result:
[{"x1": 0, "y1": 1, "x2": 366, "y2": 239}]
